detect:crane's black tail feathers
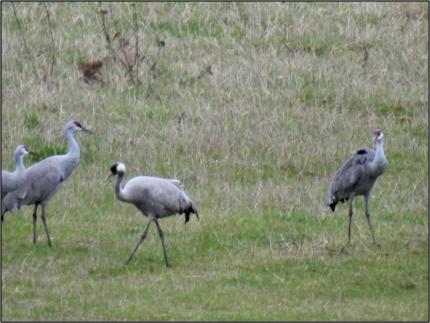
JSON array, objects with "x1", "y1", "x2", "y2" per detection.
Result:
[{"x1": 184, "y1": 203, "x2": 199, "y2": 224}]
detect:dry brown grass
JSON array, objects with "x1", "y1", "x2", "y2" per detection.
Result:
[{"x1": 1, "y1": 2, "x2": 428, "y2": 321}]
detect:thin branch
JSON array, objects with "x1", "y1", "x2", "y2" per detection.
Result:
[
  {"x1": 43, "y1": 3, "x2": 56, "y2": 79},
  {"x1": 109, "y1": 3, "x2": 120, "y2": 36},
  {"x1": 98, "y1": 2, "x2": 111, "y2": 47},
  {"x1": 97, "y1": 2, "x2": 128, "y2": 70},
  {"x1": 11, "y1": 2, "x2": 38, "y2": 80},
  {"x1": 132, "y1": 3, "x2": 139, "y2": 97}
]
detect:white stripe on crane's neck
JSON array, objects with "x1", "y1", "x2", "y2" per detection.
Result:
[{"x1": 64, "y1": 127, "x2": 80, "y2": 158}]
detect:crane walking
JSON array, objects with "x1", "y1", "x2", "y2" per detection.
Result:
[
  {"x1": 1, "y1": 121, "x2": 94, "y2": 246},
  {"x1": 2, "y1": 144, "x2": 36, "y2": 200},
  {"x1": 107, "y1": 162, "x2": 199, "y2": 267},
  {"x1": 325, "y1": 129, "x2": 388, "y2": 244}
]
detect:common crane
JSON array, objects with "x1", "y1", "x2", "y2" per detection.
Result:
[
  {"x1": 325, "y1": 129, "x2": 388, "y2": 244},
  {"x1": 107, "y1": 162, "x2": 199, "y2": 267}
]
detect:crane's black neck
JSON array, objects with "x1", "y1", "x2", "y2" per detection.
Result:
[{"x1": 115, "y1": 173, "x2": 127, "y2": 202}]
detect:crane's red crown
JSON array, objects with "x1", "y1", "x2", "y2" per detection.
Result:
[
  {"x1": 373, "y1": 129, "x2": 382, "y2": 137},
  {"x1": 73, "y1": 121, "x2": 82, "y2": 128}
]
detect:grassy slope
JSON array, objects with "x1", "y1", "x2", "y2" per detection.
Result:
[{"x1": 1, "y1": 2, "x2": 428, "y2": 321}]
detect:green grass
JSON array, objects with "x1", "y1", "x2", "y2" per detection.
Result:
[{"x1": 1, "y1": 2, "x2": 428, "y2": 321}]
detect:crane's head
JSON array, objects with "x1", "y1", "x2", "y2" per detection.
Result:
[
  {"x1": 106, "y1": 162, "x2": 126, "y2": 181},
  {"x1": 15, "y1": 144, "x2": 29, "y2": 157},
  {"x1": 65, "y1": 120, "x2": 94, "y2": 135},
  {"x1": 15, "y1": 144, "x2": 37, "y2": 158},
  {"x1": 373, "y1": 129, "x2": 384, "y2": 142}
]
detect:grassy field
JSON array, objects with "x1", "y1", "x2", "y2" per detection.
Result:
[{"x1": 1, "y1": 2, "x2": 428, "y2": 321}]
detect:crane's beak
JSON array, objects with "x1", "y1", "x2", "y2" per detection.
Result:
[
  {"x1": 105, "y1": 172, "x2": 114, "y2": 182},
  {"x1": 27, "y1": 150, "x2": 38, "y2": 156},
  {"x1": 81, "y1": 127, "x2": 95, "y2": 135}
]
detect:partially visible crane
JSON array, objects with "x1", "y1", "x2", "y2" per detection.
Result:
[
  {"x1": 1, "y1": 121, "x2": 94, "y2": 246},
  {"x1": 2, "y1": 144, "x2": 35, "y2": 200},
  {"x1": 107, "y1": 162, "x2": 199, "y2": 267},
  {"x1": 325, "y1": 129, "x2": 388, "y2": 244}
]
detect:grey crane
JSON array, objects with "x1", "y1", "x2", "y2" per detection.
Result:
[
  {"x1": 1, "y1": 121, "x2": 93, "y2": 246},
  {"x1": 2, "y1": 144, "x2": 36, "y2": 200},
  {"x1": 107, "y1": 162, "x2": 199, "y2": 267},
  {"x1": 325, "y1": 129, "x2": 388, "y2": 244}
]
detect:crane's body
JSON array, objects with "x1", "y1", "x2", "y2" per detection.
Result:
[
  {"x1": 1, "y1": 145, "x2": 32, "y2": 199},
  {"x1": 1, "y1": 121, "x2": 93, "y2": 246},
  {"x1": 6, "y1": 155, "x2": 77, "y2": 206},
  {"x1": 108, "y1": 162, "x2": 198, "y2": 267},
  {"x1": 117, "y1": 176, "x2": 196, "y2": 221},
  {"x1": 325, "y1": 130, "x2": 388, "y2": 244},
  {"x1": 327, "y1": 148, "x2": 380, "y2": 208}
]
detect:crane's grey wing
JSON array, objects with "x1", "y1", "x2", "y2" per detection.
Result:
[
  {"x1": 331, "y1": 149, "x2": 374, "y2": 195},
  {"x1": 332, "y1": 162, "x2": 364, "y2": 195},
  {"x1": 147, "y1": 181, "x2": 196, "y2": 221},
  {"x1": 125, "y1": 177, "x2": 186, "y2": 216},
  {"x1": 16, "y1": 167, "x2": 64, "y2": 203},
  {"x1": 167, "y1": 179, "x2": 184, "y2": 189},
  {"x1": 147, "y1": 177, "x2": 184, "y2": 189},
  {"x1": 147, "y1": 181, "x2": 183, "y2": 214}
]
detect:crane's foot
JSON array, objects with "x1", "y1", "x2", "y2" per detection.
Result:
[{"x1": 124, "y1": 254, "x2": 135, "y2": 266}]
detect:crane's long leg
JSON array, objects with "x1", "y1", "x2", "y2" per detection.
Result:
[
  {"x1": 364, "y1": 195, "x2": 377, "y2": 245},
  {"x1": 32, "y1": 204, "x2": 39, "y2": 244},
  {"x1": 41, "y1": 205, "x2": 52, "y2": 247},
  {"x1": 154, "y1": 220, "x2": 170, "y2": 268},
  {"x1": 125, "y1": 220, "x2": 151, "y2": 265},
  {"x1": 348, "y1": 199, "x2": 353, "y2": 244}
]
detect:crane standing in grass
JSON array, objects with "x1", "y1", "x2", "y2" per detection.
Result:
[
  {"x1": 325, "y1": 129, "x2": 388, "y2": 244},
  {"x1": 107, "y1": 162, "x2": 199, "y2": 267},
  {"x1": 2, "y1": 144, "x2": 35, "y2": 200},
  {"x1": 1, "y1": 121, "x2": 94, "y2": 246}
]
